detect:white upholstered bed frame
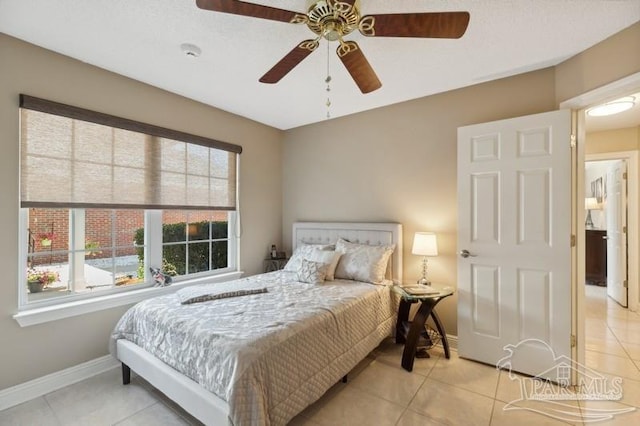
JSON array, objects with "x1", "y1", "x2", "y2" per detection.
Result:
[{"x1": 116, "y1": 222, "x2": 403, "y2": 425}]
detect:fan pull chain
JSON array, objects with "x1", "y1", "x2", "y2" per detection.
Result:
[{"x1": 325, "y1": 40, "x2": 331, "y2": 119}]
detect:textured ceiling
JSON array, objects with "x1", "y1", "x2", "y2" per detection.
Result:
[{"x1": 1, "y1": 0, "x2": 639, "y2": 130}]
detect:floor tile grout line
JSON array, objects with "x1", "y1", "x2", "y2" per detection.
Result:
[
  {"x1": 607, "y1": 313, "x2": 640, "y2": 373},
  {"x1": 403, "y1": 373, "x2": 429, "y2": 410},
  {"x1": 42, "y1": 394, "x2": 64, "y2": 426},
  {"x1": 345, "y1": 376, "x2": 420, "y2": 412},
  {"x1": 606, "y1": 321, "x2": 639, "y2": 365},
  {"x1": 158, "y1": 397, "x2": 201, "y2": 425},
  {"x1": 111, "y1": 401, "x2": 159, "y2": 426},
  {"x1": 487, "y1": 398, "x2": 500, "y2": 426},
  {"x1": 425, "y1": 368, "x2": 500, "y2": 401},
  {"x1": 394, "y1": 354, "x2": 440, "y2": 420},
  {"x1": 588, "y1": 286, "x2": 640, "y2": 376},
  {"x1": 493, "y1": 369, "x2": 502, "y2": 400},
  {"x1": 361, "y1": 349, "x2": 442, "y2": 426},
  {"x1": 400, "y1": 406, "x2": 450, "y2": 426},
  {"x1": 393, "y1": 407, "x2": 410, "y2": 426},
  {"x1": 583, "y1": 285, "x2": 640, "y2": 418}
]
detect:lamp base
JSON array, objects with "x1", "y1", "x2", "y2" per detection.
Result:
[
  {"x1": 585, "y1": 210, "x2": 594, "y2": 229},
  {"x1": 417, "y1": 277, "x2": 431, "y2": 286},
  {"x1": 418, "y1": 256, "x2": 431, "y2": 285}
]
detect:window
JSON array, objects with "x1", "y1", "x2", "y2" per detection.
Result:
[
  {"x1": 159, "y1": 210, "x2": 231, "y2": 275},
  {"x1": 19, "y1": 95, "x2": 241, "y2": 308}
]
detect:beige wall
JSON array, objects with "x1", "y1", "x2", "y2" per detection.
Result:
[
  {"x1": 0, "y1": 34, "x2": 283, "y2": 389},
  {"x1": 283, "y1": 20, "x2": 640, "y2": 338},
  {"x1": 555, "y1": 22, "x2": 640, "y2": 104},
  {"x1": 586, "y1": 126, "x2": 640, "y2": 154},
  {"x1": 3, "y1": 18, "x2": 640, "y2": 392},
  {"x1": 283, "y1": 68, "x2": 558, "y2": 334}
]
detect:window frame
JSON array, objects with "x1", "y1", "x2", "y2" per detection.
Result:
[
  {"x1": 16, "y1": 95, "x2": 242, "y2": 323},
  {"x1": 13, "y1": 208, "x2": 242, "y2": 327},
  {"x1": 18, "y1": 209, "x2": 238, "y2": 311}
]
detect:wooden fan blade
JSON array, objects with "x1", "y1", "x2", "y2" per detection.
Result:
[
  {"x1": 359, "y1": 11, "x2": 470, "y2": 38},
  {"x1": 336, "y1": 41, "x2": 381, "y2": 94},
  {"x1": 259, "y1": 40, "x2": 319, "y2": 84},
  {"x1": 196, "y1": 0, "x2": 307, "y2": 24}
]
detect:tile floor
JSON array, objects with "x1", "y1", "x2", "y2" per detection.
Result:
[{"x1": 1, "y1": 285, "x2": 639, "y2": 425}]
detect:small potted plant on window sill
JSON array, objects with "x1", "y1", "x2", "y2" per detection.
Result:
[{"x1": 27, "y1": 268, "x2": 59, "y2": 293}]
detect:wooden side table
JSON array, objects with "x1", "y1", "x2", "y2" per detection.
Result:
[
  {"x1": 392, "y1": 284, "x2": 454, "y2": 372},
  {"x1": 586, "y1": 229, "x2": 607, "y2": 285},
  {"x1": 263, "y1": 258, "x2": 288, "y2": 272}
]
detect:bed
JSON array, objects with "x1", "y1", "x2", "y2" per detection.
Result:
[{"x1": 110, "y1": 222, "x2": 403, "y2": 425}]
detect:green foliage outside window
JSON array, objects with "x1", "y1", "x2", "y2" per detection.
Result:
[{"x1": 134, "y1": 221, "x2": 228, "y2": 277}]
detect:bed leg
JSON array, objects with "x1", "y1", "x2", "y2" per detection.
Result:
[
  {"x1": 342, "y1": 375, "x2": 348, "y2": 383},
  {"x1": 122, "y1": 363, "x2": 131, "y2": 385}
]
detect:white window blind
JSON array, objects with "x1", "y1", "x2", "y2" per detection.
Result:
[{"x1": 20, "y1": 95, "x2": 241, "y2": 210}]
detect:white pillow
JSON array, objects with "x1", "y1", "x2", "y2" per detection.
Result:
[
  {"x1": 284, "y1": 243, "x2": 334, "y2": 272},
  {"x1": 305, "y1": 249, "x2": 342, "y2": 281},
  {"x1": 334, "y1": 238, "x2": 395, "y2": 284},
  {"x1": 297, "y1": 259, "x2": 329, "y2": 284}
]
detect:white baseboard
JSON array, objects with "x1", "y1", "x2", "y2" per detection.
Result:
[
  {"x1": 444, "y1": 333, "x2": 458, "y2": 351},
  {"x1": 0, "y1": 355, "x2": 119, "y2": 412}
]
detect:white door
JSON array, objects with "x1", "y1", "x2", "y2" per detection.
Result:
[
  {"x1": 457, "y1": 110, "x2": 572, "y2": 381},
  {"x1": 606, "y1": 160, "x2": 628, "y2": 307}
]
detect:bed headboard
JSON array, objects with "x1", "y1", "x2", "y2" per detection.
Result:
[{"x1": 292, "y1": 222, "x2": 403, "y2": 283}]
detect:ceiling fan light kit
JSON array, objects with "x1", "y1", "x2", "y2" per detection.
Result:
[{"x1": 196, "y1": 0, "x2": 470, "y2": 94}]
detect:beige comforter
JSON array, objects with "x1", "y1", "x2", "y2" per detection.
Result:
[{"x1": 110, "y1": 270, "x2": 396, "y2": 425}]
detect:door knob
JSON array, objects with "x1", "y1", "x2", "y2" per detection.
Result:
[{"x1": 459, "y1": 249, "x2": 477, "y2": 258}]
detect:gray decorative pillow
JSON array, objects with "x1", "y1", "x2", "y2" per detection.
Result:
[
  {"x1": 284, "y1": 243, "x2": 334, "y2": 272},
  {"x1": 304, "y1": 249, "x2": 342, "y2": 280},
  {"x1": 297, "y1": 259, "x2": 329, "y2": 284},
  {"x1": 334, "y1": 238, "x2": 395, "y2": 284}
]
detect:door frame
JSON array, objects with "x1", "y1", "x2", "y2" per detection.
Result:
[
  {"x1": 560, "y1": 71, "x2": 640, "y2": 370},
  {"x1": 586, "y1": 151, "x2": 638, "y2": 311}
]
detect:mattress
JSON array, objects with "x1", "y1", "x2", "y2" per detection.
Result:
[{"x1": 110, "y1": 270, "x2": 397, "y2": 425}]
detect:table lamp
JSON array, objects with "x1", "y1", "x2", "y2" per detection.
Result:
[
  {"x1": 412, "y1": 232, "x2": 438, "y2": 285},
  {"x1": 585, "y1": 197, "x2": 600, "y2": 229}
]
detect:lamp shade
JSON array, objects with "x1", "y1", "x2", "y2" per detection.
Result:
[
  {"x1": 585, "y1": 197, "x2": 601, "y2": 210},
  {"x1": 412, "y1": 232, "x2": 438, "y2": 256}
]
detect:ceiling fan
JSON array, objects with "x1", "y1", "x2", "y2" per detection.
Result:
[{"x1": 195, "y1": 0, "x2": 470, "y2": 94}]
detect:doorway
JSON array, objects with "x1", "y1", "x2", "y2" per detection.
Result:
[
  {"x1": 584, "y1": 158, "x2": 629, "y2": 307},
  {"x1": 578, "y1": 104, "x2": 640, "y2": 311},
  {"x1": 560, "y1": 71, "x2": 640, "y2": 371}
]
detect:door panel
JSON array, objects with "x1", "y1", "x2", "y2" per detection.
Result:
[
  {"x1": 518, "y1": 169, "x2": 551, "y2": 245},
  {"x1": 472, "y1": 173, "x2": 500, "y2": 243},
  {"x1": 607, "y1": 160, "x2": 628, "y2": 306},
  {"x1": 458, "y1": 110, "x2": 572, "y2": 380},
  {"x1": 471, "y1": 264, "x2": 500, "y2": 337},
  {"x1": 517, "y1": 268, "x2": 551, "y2": 341}
]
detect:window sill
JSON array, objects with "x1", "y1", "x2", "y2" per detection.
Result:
[{"x1": 13, "y1": 271, "x2": 244, "y2": 327}]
